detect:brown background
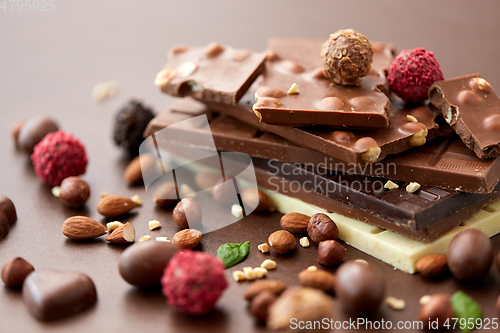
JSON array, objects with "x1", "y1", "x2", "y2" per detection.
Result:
[{"x1": 1, "y1": 1, "x2": 500, "y2": 332}]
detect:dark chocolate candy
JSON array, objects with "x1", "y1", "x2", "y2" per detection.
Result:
[
  {"x1": 204, "y1": 40, "x2": 449, "y2": 164},
  {"x1": 0, "y1": 195, "x2": 17, "y2": 226},
  {"x1": 0, "y1": 211, "x2": 8, "y2": 239},
  {"x1": 22, "y1": 269, "x2": 97, "y2": 321},
  {"x1": 18, "y1": 117, "x2": 59, "y2": 154},
  {"x1": 429, "y1": 74, "x2": 500, "y2": 159},
  {"x1": 155, "y1": 43, "x2": 267, "y2": 104},
  {"x1": 252, "y1": 40, "x2": 392, "y2": 128},
  {"x1": 1, "y1": 257, "x2": 34, "y2": 288},
  {"x1": 118, "y1": 241, "x2": 178, "y2": 288},
  {"x1": 145, "y1": 98, "x2": 500, "y2": 194}
]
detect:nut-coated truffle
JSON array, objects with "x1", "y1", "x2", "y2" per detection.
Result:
[
  {"x1": 113, "y1": 100, "x2": 155, "y2": 156},
  {"x1": 321, "y1": 29, "x2": 373, "y2": 85},
  {"x1": 388, "y1": 47, "x2": 444, "y2": 103}
]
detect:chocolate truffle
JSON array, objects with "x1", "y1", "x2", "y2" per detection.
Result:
[
  {"x1": 321, "y1": 29, "x2": 373, "y2": 85},
  {"x1": 447, "y1": 229, "x2": 493, "y2": 281},
  {"x1": 18, "y1": 117, "x2": 59, "y2": 153},
  {"x1": 0, "y1": 195, "x2": 17, "y2": 226},
  {"x1": 113, "y1": 100, "x2": 155, "y2": 156}
]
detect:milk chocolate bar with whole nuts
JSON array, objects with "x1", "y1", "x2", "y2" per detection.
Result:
[
  {"x1": 253, "y1": 40, "x2": 393, "y2": 128},
  {"x1": 144, "y1": 98, "x2": 500, "y2": 194},
  {"x1": 154, "y1": 43, "x2": 267, "y2": 104},
  {"x1": 429, "y1": 74, "x2": 500, "y2": 159}
]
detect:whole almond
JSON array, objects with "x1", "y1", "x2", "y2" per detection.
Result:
[
  {"x1": 62, "y1": 216, "x2": 107, "y2": 239},
  {"x1": 1, "y1": 257, "x2": 34, "y2": 288},
  {"x1": 241, "y1": 188, "x2": 273, "y2": 212},
  {"x1": 97, "y1": 195, "x2": 137, "y2": 217},
  {"x1": 280, "y1": 213, "x2": 310, "y2": 233},
  {"x1": 124, "y1": 153, "x2": 156, "y2": 185},
  {"x1": 417, "y1": 293, "x2": 454, "y2": 329},
  {"x1": 268, "y1": 230, "x2": 296, "y2": 254},
  {"x1": 416, "y1": 254, "x2": 448, "y2": 279},
  {"x1": 244, "y1": 280, "x2": 287, "y2": 301},
  {"x1": 106, "y1": 222, "x2": 135, "y2": 243},
  {"x1": 172, "y1": 229, "x2": 202, "y2": 249},
  {"x1": 298, "y1": 269, "x2": 336, "y2": 294}
]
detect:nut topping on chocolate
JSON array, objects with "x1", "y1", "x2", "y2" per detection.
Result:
[{"x1": 321, "y1": 29, "x2": 373, "y2": 85}]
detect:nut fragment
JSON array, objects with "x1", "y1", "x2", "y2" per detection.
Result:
[
  {"x1": 130, "y1": 195, "x2": 142, "y2": 206},
  {"x1": 148, "y1": 220, "x2": 161, "y2": 230},
  {"x1": 415, "y1": 254, "x2": 448, "y2": 279},
  {"x1": 232, "y1": 270, "x2": 245, "y2": 282},
  {"x1": 307, "y1": 213, "x2": 339, "y2": 244},
  {"x1": 406, "y1": 182, "x2": 421, "y2": 193},
  {"x1": 417, "y1": 294, "x2": 454, "y2": 330},
  {"x1": 177, "y1": 62, "x2": 198, "y2": 78},
  {"x1": 172, "y1": 229, "x2": 202, "y2": 249},
  {"x1": 386, "y1": 296, "x2": 406, "y2": 310},
  {"x1": 106, "y1": 222, "x2": 135, "y2": 243},
  {"x1": 354, "y1": 137, "x2": 381, "y2": 164},
  {"x1": 92, "y1": 81, "x2": 119, "y2": 102},
  {"x1": 167, "y1": 45, "x2": 188, "y2": 59},
  {"x1": 258, "y1": 243, "x2": 270, "y2": 253},
  {"x1": 139, "y1": 235, "x2": 151, "y2": 243},
  {"x1": 409, "y1": 128, "x2": 428, "y2": 146},
  {"x1": 243, "y1": 267, "x2": 255, "y2": 280},
  {"x1": 253, "y1": 267, "x2": 268, "y2": 279},
  {"x1": 106, "y1": 221, "x2": 124, "y2": 232},
  {"x1": 154, "y1": 68, "x2": 176, "y2": 88},
  {"x1": 156, "y1": 237, "x2": 170, "y2": 242},
  {"x1": 407, "y1": 115, "x2": 418, "y2": 122},
  {"x1": 231, "y1": 204, "x2": 243, "y2": 218},
  {"x1": 287, "y1": 83, "x2": 299, "y2": 95},
  {"x1": 261, "y1": 259, "x2": 277, "y2": 270},
  {"x1": 317, "y1": 240, "x2": 346, "y2": 266},
  {"x1": 307, "y1": 265, "x2": 318, "y2": 272},
  {"x1": 419, "y1": 295, "x2": 432, "y2": 305},
  {"x1": 470, "y1": 77, "x2": 493, "y2": 93},
  {"x1": 268, "y1": 230, "x2": 296, "y2": 254},
  {"x1": 299, "y1": 237, "x2": 310, "y2": 248},
  {"x1": 384, "y1": 180, "x2": 399, "y2": 190},
  {"x1": 204, "y1": 42, "x2": 225, "y2": 57}
]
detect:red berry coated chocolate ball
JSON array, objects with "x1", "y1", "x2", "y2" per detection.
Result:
[
  {"x1": 31, "y1": 130, "x2": 88, "y2": 186},
  {"x1": 388, "y1": 47, "x2": 444, "y2": 103},
  {"x1": 161, "y1": 250, "x2": 228, "y2": 315}
]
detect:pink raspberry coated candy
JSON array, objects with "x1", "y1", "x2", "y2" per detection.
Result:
[
  {"x1": 388, "y1": 47, "x2": 444, "y2": 103},
  {"x1": 31, "y1": 130, "x2": 88, "y2": 186},
  {"x1": 161, "y1": 250, "x2": 228, "y2": 315}
]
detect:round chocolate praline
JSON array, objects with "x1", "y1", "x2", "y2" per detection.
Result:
[
  {"x1": 113, "y1": 100, "x2": 155, "y2": 156},
  {"x1": 18, "y1": 117, "x2": 59, "y2": 153},
  {"x1": 0, "y1": 195, "x2": 17, "y2": 226},
  {"x1": 321, "y1": 29, "x2": 373, "y2": 85},
  {"x1": 447, "y1": 229, "x2": 493, "y2": 281}
]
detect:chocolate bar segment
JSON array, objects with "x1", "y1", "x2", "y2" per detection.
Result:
[
  {"x1": 145, "y1": 99, "x2": 500, "y2": 194},
  {"x1": 154, "y1": 43, "x2": 266, "y2": 104},
  {"x1": 429, "y1": 74, "x2": 500, "y2": 159},
  {"x1": 252, "y1": 40, "x2": 393, "y2": 128}
]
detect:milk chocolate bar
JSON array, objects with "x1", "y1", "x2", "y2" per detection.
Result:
[
  {"x1": 204, "y1": 38, "x2": 450, "y2": 164},
  {"x1": 429, "y1": 74, "x2": 500, "y2": 158},
  {"x1": 154, "y1": 43, "x2": 267, "y2": 104},
  {"x1": 252, "y1": 40, "x2": 393, "y2": 128},
  {"x1": 144, "y1": 99, "x2": 500, "y2": 193}
]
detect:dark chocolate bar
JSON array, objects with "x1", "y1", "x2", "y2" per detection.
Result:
[
  {"x1": 203, "y1": 38, "x2": 450, "y2": 164},
  {"x1": 252, "y1": 40, "x2": 393, "y2": 128},
  {"x1": 429, "y1": 74, "x2": 500, "y2": 158},
  {"x1": 154, "y1": 43, "x2": 266, "y2": 104},
  {"x1": 144, "y1": 98, "x2": 500, "y2": 194}
]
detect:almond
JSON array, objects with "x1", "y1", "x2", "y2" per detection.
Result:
[
  {"x1": 62, "y1": 216, "x2": 107, "y2": 240},
  {"x1": 124, "y1": 153, "x2": 156, "y2": 185},
  {"x1": 415, "y1": 254, "x2": 448, "y2": 278},
  {"x1": 244, "y1": 280, "x2": 287, "y2": 301},
  {"x1": 172, "y1": 229, "x2": 202, "y2": 249},
  {"x1": 97, "y1": 195, "x2": 137, "y2": 217},
  {"x1": 280, "y1": 212, "x2": 310, "y2": 233},
  {"x1": 298, "y1": 269, "x2": 336, "y2": 294},
  {"x1": 268, "y1": 230, "x2": 296, "y2": 254},
  {"x1": 106, "y1": 222, "x2": 135, "y2": 243}
]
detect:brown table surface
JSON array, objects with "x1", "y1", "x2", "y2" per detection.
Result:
[{"x1": 1, "y1": 1, "x2": 500, "y2": 332}]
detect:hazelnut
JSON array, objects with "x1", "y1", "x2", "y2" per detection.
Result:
[
  {"x1": 55, "y1": 177, "x2": 90, "y2": 208},
  {"x1": 417, "y1": 294, "x2": 454, "y2": 330},
  {"x1": 268, "y1": 230, "x2": 296, "y2": 254},
  {"x1": 307, "y1": 213, "x2": 339, "y2": 244},
  {"x1": 241, "y1": 188, "x2": 273, "y2": 212},
  {"x1": 173, "y1": 198, "x2": 202, "y2": 229},
  {"x1": 317, "y1": 240, "x2": 346, "y2": 266},
  {"x1": 1, "y1": 257, "x2": 35, "y2": 288},
  {"x1": 212, "y1": 181, "x2": 236, "y2": 207},
  {"x1": 194, "y1": 172, "x2": 221, "y2": 190},
  {"x1": 250, "y1": 291, "x2": 277, "y2": 321},
  {"x1": 153, "y1": 182, "x2": 178, "y2": 207}
]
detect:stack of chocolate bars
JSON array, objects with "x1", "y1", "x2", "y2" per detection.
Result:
[{"x1": 145, "y1": 38, "x2": 500, "y2": 273}]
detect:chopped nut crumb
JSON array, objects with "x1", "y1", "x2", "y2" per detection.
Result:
[
  {"x1": 92, "y1": 81, "x2": 119, "y2": 102},
  {"x1": 148, "y1": 220, "x2": 161, "y2": 230},
  {"x1": 406, "y1": 115, "x2": 418, "y2": 122},
  {"x1": 139, "y1": 235, "x2": 151, "y2": 243},
  {"x1": 177, "y1": 62, "x2": 198, "y2": 78},
  {"x1": 419, "y1": 295, "x2": 432, "y2": 305},
  {"x1": 154, "y1": 68, "x2": 176, "y2": 88},
  {"x1": 232, "y1": 270, "x2": 245, "y2": 282},
  {"x1": 386, "y1": 296, "x2": 406, "y2": 310},
  {"x1": 384, "y1": 180, "x2": 399, "y2": 190},
  {"x1": 51, "y1": 186, "x2": 61, "y2": 198},
  {"x1": 258, "y1": 243, "x2": 270, "y2": 253},
  {"x1": 131, "y1": 194, "x2": 142, "y2": 206},
  {"x1": 306, "y1": 265, "x2": 318, "y2": 272},
  {"x1": 100, "y1": 192, "x2": 109, "y2": 198},
  {"x1": 406, "y1": 182, "x2": 421, "y2": 193},
  {"x1": 253, "y1": 267, "x2": 268, "y2": 279},
  {"x1": 243, "y1": 267, "x2": 255, "y2": 280},
  {"x1": 106, "y1": 221, "x2": 124, "y2": 232},
  {"x1": 156, "y1": 237, "x2": 170, "y2": 242},
  {"x1": 299, "y1": 237, "x2": 310, "y2": 248},
  {"x1": 287, "y1": 82, "x2": 299, "y2": 94},
  {"x1": 354, "y1": 259, "x2": 368, "y2": 265},
  {"x1": 179, "y1": 183, "x2": 196, "y2": 198},
  {"x1": 231, "y1": 204, "x2": 244, "y2": 218},
  {"x1": 261, "y1": 259, "x2": 276, "y2": 270}
]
